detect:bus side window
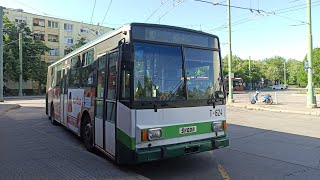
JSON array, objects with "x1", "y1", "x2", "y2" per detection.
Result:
[
  {"x1": 51, "y1": 67, "x2": 55, "y2": 88},
  {"x1": 121, "y1": 68, "x2": 131, "y2": 100},
  {"x1": 70, "y1": 55, "x2": 81, "y2": 87},
  {"x1": 56, "y1": 70, "x2": 62, "y2": 87},
  {"x1": 81, "y1": 64, "x2": 94, "y2": 87}
]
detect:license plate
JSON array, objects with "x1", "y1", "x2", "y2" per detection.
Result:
[{"x1": 179, "y1": 126, "x2": 197, "y2": 134}]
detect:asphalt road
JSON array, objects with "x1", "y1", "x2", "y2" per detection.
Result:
[
  {"x1": 0, "y1": 101, "x2": 145, "y2": 180},
  {"x1": 1, "y1": 98, "x2": 320, "y2": 180},
  {"x1": 130, "y1": 106, "x2": 320, "y2": 180}
]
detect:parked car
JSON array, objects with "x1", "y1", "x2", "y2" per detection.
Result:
[{"x1": 272, "y1": 84, "x2": 288, "y2": 90}]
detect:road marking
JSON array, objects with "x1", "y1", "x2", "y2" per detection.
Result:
[{"x1": 217, "y1": 163, "x2": 231, "y2": 180}]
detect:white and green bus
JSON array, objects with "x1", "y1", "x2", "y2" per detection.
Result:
[{"x1": 46, "y1": 23, "x2": 229, "y2": 164}]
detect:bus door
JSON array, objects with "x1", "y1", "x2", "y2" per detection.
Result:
[
  {"x1": 94, "y1": 55, "x2": 107, "y2": 149},
  {"x1": 60, "y1": 67, "x2": 69, "y2": 125},
  {"x1": 95, "y1": 50, "x2": 119, "y2": 156},
  {"x1": 104, "y1": 50, "x2": 119, "y2": 156}
]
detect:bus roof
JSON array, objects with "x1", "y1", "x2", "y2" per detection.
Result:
[{"x1": 49, "y1": 23, "x2": 219, "y2": 67}]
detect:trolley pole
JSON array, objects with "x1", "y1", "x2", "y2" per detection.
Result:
[
  {"x1": 227, "y1": 0, "x2": 234, "y2": 103},
  {"x1": 306, "y1": 0, "x2": 316, "y2": 108},
  {"x1": 0, "y1": 6, "x2": 4, "y2": 102},
  {"x1": 283, "y1": 62, "x2": 287, "y2": 85},
  {"x1": 249, "y1": 56, "x2": 252, "y2": 90},
  {"x1": 19, "y1": 32, "x2": 23, "y2": 96}
]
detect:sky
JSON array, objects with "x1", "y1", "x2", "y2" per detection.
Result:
[{"x1": 1, "y1": 0, "x2": 319, "y2": 61}]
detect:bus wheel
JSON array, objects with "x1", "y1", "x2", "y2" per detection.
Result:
[
  {"x1": 50, "y1": 106, "x2": 59, "y2": 126},
  {"x1": 82, "y1": 115, "x2": 94, "y2": 152}
]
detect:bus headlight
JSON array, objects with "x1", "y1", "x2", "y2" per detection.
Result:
[
  {"x1": 212, "y1": 122, "x2": 223, "y2": 132},
  {"x1": 148, "y1": 128, "x2": 163, "y2": 141},
  {"x1": 212, "y1": 121, "x2": 227, "y2": 132}
]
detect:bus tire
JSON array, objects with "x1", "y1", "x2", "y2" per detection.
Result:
[
  {"x1": 50, "y1": 106, "x2": 59, "y2": 126},
  {"x1": 81, "y1": 114, "x2": 94, "y2": 152}
]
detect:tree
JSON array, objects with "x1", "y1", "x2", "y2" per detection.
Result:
[
  {"x1": 286, "y1": 59, "x2": 300, "y2": 85},
  {"x1": 3, "y1": 12, "x2": 49, "y2": 92},
  {"x1": 297, "y1": 61, "x2": 307, "y2": 87},
  {"x1": 4, "y1": 49, "x2": 19, "y2": 81},
  {"x1": 262, "y1": 56, "x2": 286, "y2": 84},
  {"x1": 65, "y1": 37, "x2": 88, "y2": 55},
  {"x1": 3, "y1": 14, "x2": 49, "y2": 92},
  {"x1": 222, "y1": 56, "x2": 263, "y2": 88},
  {"x1": 310, "y1": 48, "x2": 320, "y2": 87}
]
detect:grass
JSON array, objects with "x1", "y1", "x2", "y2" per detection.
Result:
[{"x1": 297, "y1": 89, "x2": 320, "y2": 94}]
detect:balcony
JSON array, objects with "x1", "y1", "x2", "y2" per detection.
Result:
[
  {"x1": 48, "y1": 34, "x2": 59, "y2": 43},
  {"x1": 33, "y1": 18, "x2": 45, "y2": 27},
  {"x1": 33, "y1": 32, "x2": 45, "y2": 41}
]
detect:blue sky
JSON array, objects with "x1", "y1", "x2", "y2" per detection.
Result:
[{"x1": 1, "y1": 0, "x2": 319, "y2": 61}]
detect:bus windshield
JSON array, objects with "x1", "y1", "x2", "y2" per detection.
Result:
[{"x1": 133, "y1": 42, "x2": 221, "y2": 101}]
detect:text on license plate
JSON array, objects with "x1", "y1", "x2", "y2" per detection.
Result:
[{"x1": 179, "y1": 126, "x2": 197, "y2": 134}]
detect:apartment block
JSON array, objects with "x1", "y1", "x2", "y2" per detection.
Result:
[{"x1": 4, "y1": 8, "x2": 113, "y2": 63}]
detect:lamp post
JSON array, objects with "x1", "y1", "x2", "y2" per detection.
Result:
[
  {"x1": 227, "y1": 0, "x2": 234, "y2": 103},
  {"x1": 306, "y1": 0, "x2": 316, "y2": 108}
]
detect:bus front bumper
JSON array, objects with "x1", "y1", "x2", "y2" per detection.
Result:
[{"x1": 135, "y1": 137, "x2": 229, "y2": 163}]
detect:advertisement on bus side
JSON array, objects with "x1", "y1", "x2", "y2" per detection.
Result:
[{"x1": 67, "y1": 89, "x2": 84, "y2": 128}]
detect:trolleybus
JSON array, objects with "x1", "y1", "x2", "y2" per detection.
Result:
[{"x1": 46, "y1": 23, "x2": 229, "y2": 164}]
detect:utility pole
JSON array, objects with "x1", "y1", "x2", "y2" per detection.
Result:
[
  {"x1": 19, "y1": 32, "x2": 23, "y2": 96},
  {"x1": 0, "y1": 6, "x2": 4, "y2": 102},
  {"x1": 283, "y1": 62, "x2": 287, "y2": 85},
  {"x1": 249, "y1": 56, "x2": 252, "y2": 90},
  {"x1": 306, "y1": 0, "x2": 316, "y2": 108},
  {"x1": 227, "y1": 0, "x2": 234, "y2": 102}
]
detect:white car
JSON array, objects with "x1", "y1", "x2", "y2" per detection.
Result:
[{"x1": 272, "y1": 84, "x2": 288, "y2": 90}]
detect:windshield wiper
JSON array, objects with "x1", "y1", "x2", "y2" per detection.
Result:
[{"x1": 165, "y1": 80, "x2": 185, "y2": 100}]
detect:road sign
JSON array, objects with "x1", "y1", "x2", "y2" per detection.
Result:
[{"x1": 304, "y1": 60, "x2": 309, "y2": 69}]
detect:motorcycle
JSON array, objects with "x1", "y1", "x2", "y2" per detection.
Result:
[{"x1": 251, "y1": 91, "x2": 273, "y2": 105}]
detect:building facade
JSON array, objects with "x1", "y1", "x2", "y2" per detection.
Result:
[
  {"x1": 3, "y1": 8, "x2": 113, "y2": 95},
  {"x1": 4, "y1": 8, "x2": 113, "y2": 63}
]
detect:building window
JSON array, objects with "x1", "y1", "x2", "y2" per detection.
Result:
[
  {"x1": 48, "y1": 48, "x2": 59, "y2": 56},
  {"x1": 82, "y1": 49, "x2": 94, "y2": 66},
  {"x1": 64, "y1": 23, "x2": 73, "y2": 31},
  {"x1": 15, "y1": 16, "x2": 26, "y2": 23},
  {"x1": 64, "y1": 37, "x2": 74, "y2": 45},
  {"x1": 96, "y1": 30, "x2": 102, "y2": 36},
  {"x1": 33, "y1": 18, "x2": 45, "y2": 27},
  {"x1": 33, "y1": 31, "x2": 45, "y2": 41},
  {"x1": 48, "y1": 21, "x2": 59, "y2": 28},
  {"x1": 80, "y1": 27, "x2": 89, "y2": 33},
  {"x1": 48, "y1": 34, "x2": 59, "y2": 42}
]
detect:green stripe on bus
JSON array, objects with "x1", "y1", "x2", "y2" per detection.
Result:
[
  {"x1": 117, "y1": 128, "x2": 136, "y2": 150},
  {"x1": 145, "y1": 121, "x2": 214, "y2": 140}
]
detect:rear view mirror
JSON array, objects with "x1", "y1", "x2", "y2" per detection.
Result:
[{"x1": 215, "y1": 91, "x2": 224, "y2": 99}]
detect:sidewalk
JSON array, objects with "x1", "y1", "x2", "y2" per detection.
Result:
[
  {"x1": 0, "y1": 101, "x2": 20, "y2": 116},
  {"x1": 228, "y1": 92, "x2": 320, "y2": 116}
]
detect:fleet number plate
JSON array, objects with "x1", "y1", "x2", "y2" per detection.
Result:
[{"x1": 179, "y1": 126, "x2": 197, "y2": 134}]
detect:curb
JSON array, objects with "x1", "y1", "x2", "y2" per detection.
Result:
[
  {"x1": 0, "y1": 104, "x2": 21, "y2": 116},
  {"x1": 227, "y1": 104, "x2": 320, "y2": 116}
]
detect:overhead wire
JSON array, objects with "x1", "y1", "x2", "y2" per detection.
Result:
[
  {"x1": 90, "y1": 0, "x2": 97, "y2": 25},
  {"x1": 101, "y1": 0, "x2": 113, "y2": 25},
  {"x1": 13, "y1": 0, "x2": 49, "y2": 15},
  {"x1": 157, "y1": 0, "x2": 185, "y2": 23},
  {"x1": 145, "y1": 0, "x2": 171, "y2": 22}
]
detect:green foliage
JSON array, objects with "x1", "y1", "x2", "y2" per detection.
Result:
[
  {"x1": 65, "y1": 37, "x2": 88, "y2": 55},
  {"x1": 3, "y1": 12, "x2": 49, "y2": 85},
  {"x1": 286, "y1": 59, "x2": 300, "y2": 85},
  {"x1": 262, "y1": 56, "x2": 285, "y2": 84},
  {"x1": 311, "y1": 48, "x2": 320, "y2": 87},
  {"x1": 297, "y1": 61, "x2": 307, "y2": 87},
  {"x1": 222, "y1": 55, "x2": 263, "y2": 86},
  {"x1": 4, "y1": 49, "x2": 19, "y2": 81}
]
